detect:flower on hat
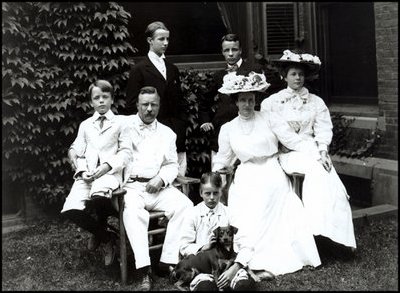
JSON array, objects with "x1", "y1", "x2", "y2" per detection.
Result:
[
  {"x1": 218, "y1": 71, "x2": 271, "y2": 94},
  {"x1": 280, "y1": 49, "x2": 321, "y2": 65}
]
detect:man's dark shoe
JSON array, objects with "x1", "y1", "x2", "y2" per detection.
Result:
[
  {"x1": 137, "y1": 272, "x2": 153, "y2": 291},
  {"x1": 103, "y1": 235, "x2": 116, "y2": 266},
  {"x1": 87, "y1": 234, "x2": 100, "y2": 251}
]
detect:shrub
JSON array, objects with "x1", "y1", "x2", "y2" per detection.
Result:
[
  {"x1": 180, "y1": 69, "x2": 216, "y2": 178},
  {"x1": 330, "y1": 114, "x2": 381, "y2": 159}
]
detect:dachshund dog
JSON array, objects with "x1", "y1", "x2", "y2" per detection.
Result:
[{"x1": 171, "y1": 225, "x2": 238, "y2": 290}]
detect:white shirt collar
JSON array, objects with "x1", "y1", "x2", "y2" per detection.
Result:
[
  {"x1": 93, "y1": 109, "x2": 114, "y2": 121},
  {"x1": 227, "y1": 58, "x2": 243, "y2": 69},
  {"x1": 285, "y1": 86, "x2": 309, "y2": 96},
  {"x1": 148, "y1": 50, "x2": 165, "y2": 62},
  {"x1": 133, "y1": 114, "x2": 158, "y2": 131},
  {"x1": 200, "y1": 202, "x2": 222, "y2": 216}
]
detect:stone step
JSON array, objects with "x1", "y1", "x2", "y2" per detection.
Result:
[
  {"x1": 2, "y1": 213, "x2": 27, "y2": 235},
  {"x1": 2, "y1": 224, "x2": 27, "y2": 235},
  {"x1": 352, "y1": 204, "x2": 398, "y2": 223}
]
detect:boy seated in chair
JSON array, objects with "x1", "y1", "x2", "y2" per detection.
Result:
[{"x1": 61, "y1": 79, "x2": 132, "y2": 266}]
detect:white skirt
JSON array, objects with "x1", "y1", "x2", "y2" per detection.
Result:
[
  {"x1": 279, "y1": 151, "x2": 357, "y2": 248},
  {"x1": 228, "y1": 156, "x2": 321, "y2": 276}
]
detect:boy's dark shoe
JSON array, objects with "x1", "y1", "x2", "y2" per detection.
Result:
[
  {"x1": 157, "y1": 262, "x2": 175, "y2": 277},
  {"x1": 103, "y1": 232, "x2": 117, "y2": 266},
  {"x1": 87, "y1": 234, "x2": 101, "y2": 251}
]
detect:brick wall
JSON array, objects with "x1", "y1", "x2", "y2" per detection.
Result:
[{"x1": 374, "y1": 2, "x2": 398, "y2": 160}]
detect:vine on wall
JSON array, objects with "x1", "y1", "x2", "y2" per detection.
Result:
[
  {"x1": 2, "y1": 2, "x2": 135, "y2": 206},
  {"x1": 180, "y1": 70, "x2": 216, "y2": 178}
]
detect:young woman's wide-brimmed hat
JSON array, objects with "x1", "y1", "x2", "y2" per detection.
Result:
[
  {"x1": 218, "y1": 71, "x2": 271, "y2": 95},
  {"x1": 271, "y1": 49, "x2": 322, "y2": 77}
]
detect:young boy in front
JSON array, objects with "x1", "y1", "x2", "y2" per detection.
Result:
[
  {"x1": 61, "y1": 79, "x2": 131, "y2": 265},
  {"x1": 179, "y1": 172, "x2": 255, "y2": 291}
]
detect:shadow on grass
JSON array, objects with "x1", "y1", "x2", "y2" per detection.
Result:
[{"x1": 2, "y1": 215, "x2": 398, "y2": 291}]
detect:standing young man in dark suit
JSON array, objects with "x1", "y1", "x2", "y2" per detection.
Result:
[
  {"x1": 125, "y1": 21, "x2": 188, "y2": 176},
  {"x1": 198, "y1": 33, "x2": 284, "y2": 165}
]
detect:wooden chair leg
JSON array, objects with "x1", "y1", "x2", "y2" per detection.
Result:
[
  {"x1": 216, "y1": 168, "x2": 235, "y2": 206},
  {"x1": 115, "y1": 190, "x2": 127, "y2": 285},
  {"x1": 291, "y1": 173, "x2": 305, "y2": 200}
]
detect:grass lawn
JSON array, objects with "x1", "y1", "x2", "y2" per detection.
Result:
[{"x1": 2, "y1": 214, "x2": 398, "y2": 291}]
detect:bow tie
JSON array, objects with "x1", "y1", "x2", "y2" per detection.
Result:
[
  {"x1": 226, "y1": 63, "x2": 239, "y2": 72},
  {"x1": 139, "y1": 122, "x2": 155, "y2": 131},
  {"x1": 284, "y1": 88, "x2": 309, "y2": 104}
]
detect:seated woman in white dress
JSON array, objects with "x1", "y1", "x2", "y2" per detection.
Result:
[
  {"x1": 211, "y1": 72, "x2": 321, "y2": 287},
  {"x1": 261, "y1": 49, "x2": 357, "y2": 254}
]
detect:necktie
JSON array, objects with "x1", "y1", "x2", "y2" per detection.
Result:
[
  {"x1": 139, "y1": 122, "x2": 154, "y2": 131},
  {"x1": 226, "y1": 63, "x2": 239, "y2": 73},
  {"x1": 98, "y1": 116, "x2": 106, "y2": 129},
  {"x1": 207, "y1": 209, "x2": 217, "y2": 231}
]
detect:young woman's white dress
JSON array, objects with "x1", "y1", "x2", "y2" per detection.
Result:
[
  {"x1": 261, "y1": 86, "x2": 356, "y2": 248},
  {"x1": 212, "y1": 111, "x2": 321, "y2": 276}
]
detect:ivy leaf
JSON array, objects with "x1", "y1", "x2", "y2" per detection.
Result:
[
  {"x1": 3, "y1": 116, "x2": 18, "y2": 125},
  {"x1": 73, "y1": 3, "x2": 86, "y2": 11},
  {"x1": 105, "y1": 60, "x2": 118, "y2": 70},
  {"x1": 94, "y1": 12, "x2": 107, "y2": 22}
]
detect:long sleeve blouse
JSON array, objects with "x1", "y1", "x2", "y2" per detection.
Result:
[
  {"x1": 212, "y1": 112, "x2": 279, "y2": 172},
  {"x1": 261, "y1": 86, "x2": 333, "y2": 155}
]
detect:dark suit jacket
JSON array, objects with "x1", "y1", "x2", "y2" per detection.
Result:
[
  {"x1": 198, "y1": 60, "x2": 283, "y2": 152},
  {"x1": 124, "y1": 56, "x2": 187, "y2": 152}
]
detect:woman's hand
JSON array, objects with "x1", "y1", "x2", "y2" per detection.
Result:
[
  {"x1": 216, "y1": 166, "x2": 235, "y2": 175},
  {"x1": 200, "y1": 122, "x2": 214, "y2": 132},
  {"x1": 217, "y1": 263, "x2": 241, "y2": 289},
  {"x1": 319, "y1": 150, "x2": 332, "y2": 172}
]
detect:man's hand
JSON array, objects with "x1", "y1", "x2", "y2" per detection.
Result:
[
  {"x1": 91, "y1": 163, "x2": 112, "y2": 180},
  {"x1": 319, "y1": 150, "x2": 332, "y2": 172},
  {"x1": 146, "y1": 175, "x2": 164, "y2": 194},
  {"x1": 200, "y1": 122, "x2": 214, "y2": 132},
  {"x1": 217, "y1": 263, "x2": 241, "y2": 289}
]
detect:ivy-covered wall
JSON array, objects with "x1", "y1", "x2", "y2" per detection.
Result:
[{"x1": 2, "y1": 2, "x2": 136, "y2": 209}]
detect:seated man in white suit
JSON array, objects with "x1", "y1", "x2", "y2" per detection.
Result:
[{"x1": 122, "y1": 86, "x2": 193, "y2": 291}]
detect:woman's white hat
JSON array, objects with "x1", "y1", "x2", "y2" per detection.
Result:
[
  {"x1": 218, "y1": 71, "x2": 271, "y2": 94},
  {"x1": 272, "y1": 49, "x2": 321, "y2": 76}
]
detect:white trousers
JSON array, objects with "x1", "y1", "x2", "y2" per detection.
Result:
[
  {"x1": 61, "y1": 174, "x2": 119, "y2": 212},
  {"x1": 123, "y1": 181, "x2": 193, "y2": 269}
]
